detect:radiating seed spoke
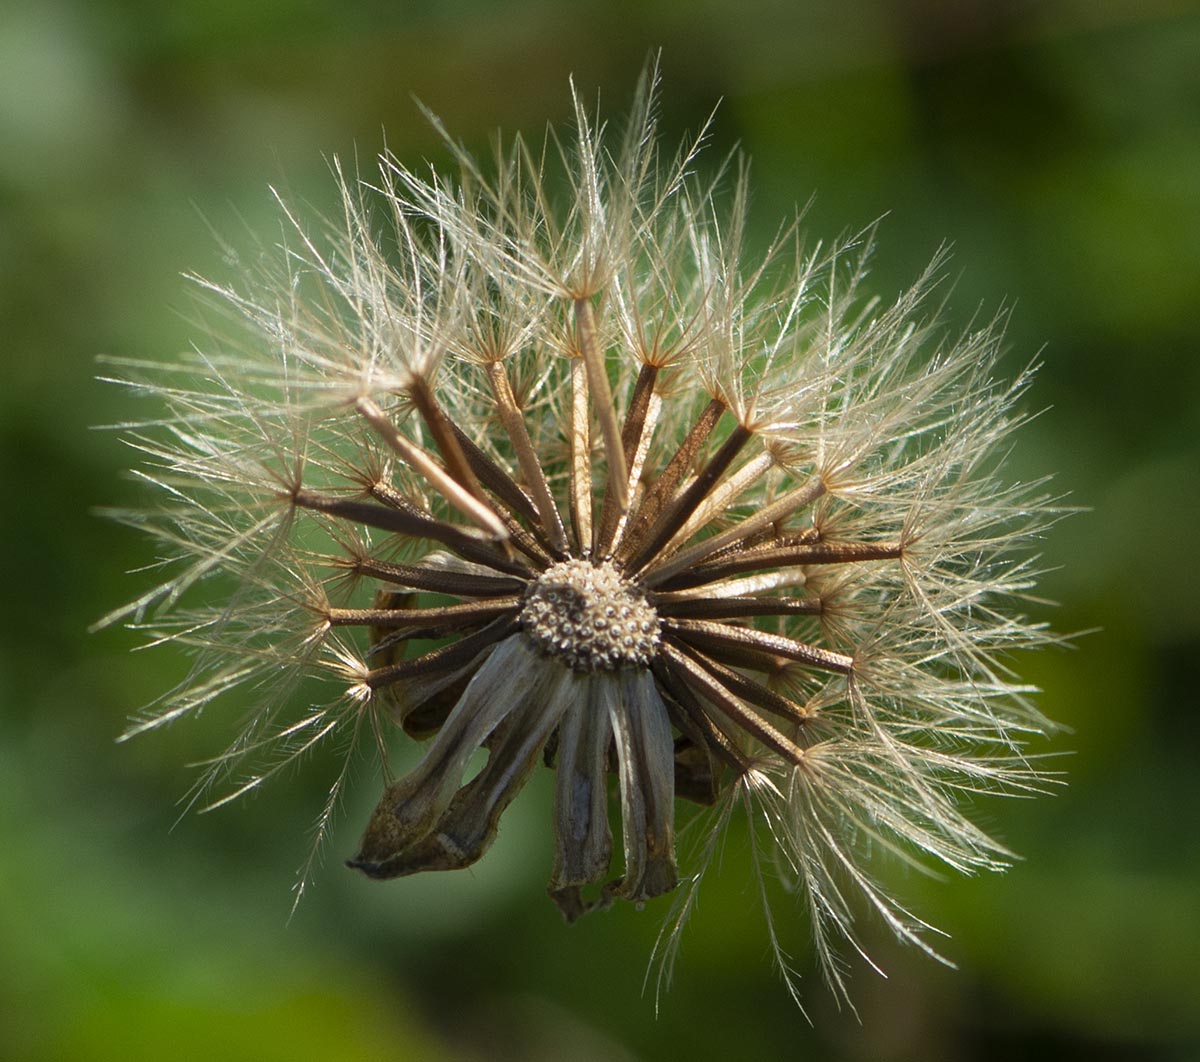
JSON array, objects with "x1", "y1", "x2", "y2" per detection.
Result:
[
  {"x1": 485, "y1": 360, "x2": 569, "y2": 555},
  {"x1": 568, "y1": 357, "x2": 593, "y2": 553},
  {"x1": 292, "y1": 490, "x2": 530, "y2": 576},
  {"x1": 367, "y1": 480, "x2": 428, "y2": 518},
  {"x1": 659, "y1": 641, "x2": 808, "y2": 768},
  {"x1": 615, "y1": 398, "x2": 725, "y2": 561},
  {"x1": 655, "y1": 540, "x2": 904, "y2": 591},
  {"x1": 407, "y1": 376, "x2": 490, "y2": 506},
  {"x1": 366, "y1": 615, "x2": 520, "y2": 689},
  {"x1": 326, "y1": 596, "x2": 522, "y2": 630},
  {"x1": 666, "y1": 617, "x2": 854, "y2": 674},
  {"x1": 654, "y1": 593, "x2": 823, "y2": 620},
  {"x1": 669, "y1": 638, "x2": 815, "y2": 728},
  {"x1": 447, "y1": 421, "x2": 544, "y2": 530},
  {"x1": 596, "y1": 362, "x2": 659, "y2": 554},
  {"x1": 575, "y1": 297, "x2": 629, "y2": 517},
  {"x1": 644, "y1": 475, "x2": 827, "y2": 586},
  {"x1": 355, "y1": 396, "x2": 510, "y2": 541},
  {"x1": 625, "y1": 424, "x2": 753, "y2": 574},
  {"x1": 651, "y1": 659, "x2": 751, "y2": 775},
  {"x1": 338, "y1": 556, "x2": 527, "y2": 597}
]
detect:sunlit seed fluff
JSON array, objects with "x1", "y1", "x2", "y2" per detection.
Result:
[{"x1": 101, "y1": 61, "x2": 1065, "y2": 1013}]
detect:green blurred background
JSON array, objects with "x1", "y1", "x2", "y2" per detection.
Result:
[{"x1": 2, "y1": 1, "x2": 1198, "y2": 1058}]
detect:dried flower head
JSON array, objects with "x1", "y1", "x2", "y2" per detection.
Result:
[{"x1": 102, "y1": 66, "x2": 1061, "y2": 1008}]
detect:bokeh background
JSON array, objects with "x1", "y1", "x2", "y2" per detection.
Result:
[{"x1": 2, "y1": 1, "x2": 1198, "y2": 1059}]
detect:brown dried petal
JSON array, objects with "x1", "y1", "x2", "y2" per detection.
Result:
[
  {"x1": 548, "y1": 677, "x2": 615, "y2": 922},
  {"x1": 369, "y1": 664, "x2": 573, "y2": 876},
  {"x1": 350, "y1": 635, "x2": 557, "y2": 876},
  {"x1": 604, "y1": 670, "x2": 679, "y2": 905}
]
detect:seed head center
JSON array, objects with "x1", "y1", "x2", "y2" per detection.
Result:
[{"x1": 520, "y1": 559, "x2": 660, "y2": 672}]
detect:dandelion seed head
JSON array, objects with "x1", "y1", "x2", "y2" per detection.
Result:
[{"x1": 102, "y1": 61, "x2": 1066, "y2": 1011}]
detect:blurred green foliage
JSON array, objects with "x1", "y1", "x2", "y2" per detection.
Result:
[{"x1": 2, "y1": 1, "x2": 1198, "y2": 1058}]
